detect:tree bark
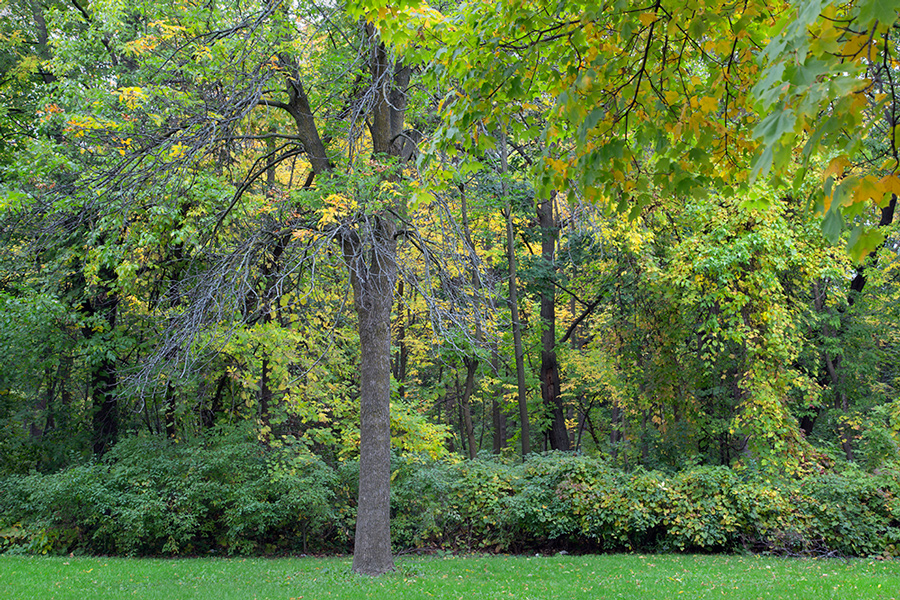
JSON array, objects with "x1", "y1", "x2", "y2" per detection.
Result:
[
  {"x1": 392, "y1": 281, "x2": 408, "y2": 389},
  {"x1": 610, "y1": 403, "x2": 622, "y2": 462},
  {"x1": 811, "y1": 195, "x2": 897, "y2": 458},
  {"x1": 368, "y1": 32, "x2": 393, "y2": 156},
  {"x1": 347, "y1": 35, "x2": 408, "y2": 576},
  {"x1": 83, "y1": 269, "x2": 119, "y2": 457},
  {"x1": 267, "y1": 22, "x2": 407, "y2": 576},
  {"x1": 537, "y1": 197, "x2": 568, "y2": 451},
  {"x1": 500, "y1": 132, "x2": 530, "y2": 456},
  {"x1": 202, "y1": 374, "x2": 228, "y2": 429},
  {"x1": 491, "y1": 343, "x2": 507, "y2": 453},
  {"x1": 461, "y1": 357, "x2": 478, "y2": 459},
  {"x1": 344, "y1": 218, "x2": 397, "y2": 576},
  {"x1": 458, "y1": 182, "x2": 482, "y2": 459}
]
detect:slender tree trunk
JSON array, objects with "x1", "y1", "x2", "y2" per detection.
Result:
[
  {"x1": 91, "y1": 352, "x2": 118, "y2": 456},
  {"x1": 458, "y1": 182, "x2": 482, "y2": 460},
  {"x1": 164, "y1": 382, "x2": 176, "y2": 439},
  {"x1": 826, "y1": 195, "x2": 896, "y2": 461},
  {"x1": 201, "y1": 374, "x2": 228, "y2": 429},
  {"x1": 442, "y1": 392, "x2": 457, "y2": 454},
  {"x1": 505, "y1": 200, "x2": 530, "y2": 456},
  {"x1": 29, "y1": 367, "x2": 56, "y2": 439},
  {"x1": 568, "y1": 294, "x2": 585, "y2": 449},
  {"x1": 257, "y1": 231, "x2": 288, "y2": 443},
  {"x1": 259, "y1": 356, "x2": 272, "y2": 441},
  {"x1": 641, "y1": 410, "x2": 650, "y2": 464},
  {"x1": 583, "y1": 402, "x2": 602, "y2": 450},
  {"x1": 610, "y1": 403, "x2": 622, "y2": 462},
  {"x1": 500, "y1": 131, "x2": 530, "y2": 456},
  {"x1": 461, "y1": 358, "x2": 478, "y2": 459},
  {"x1": 800, "y1": 195, "x2": 896, "y2": 451},
  {"x1": 824, "y1": 351, "x2": 854, "y2": 462},
  {"x1": 456, "y1": 379, "x2": 468, "y2": 456},
  {"x1": 575, "y1": 395, "x2": 594, "y2": 452},
  {"x1": 392, "y1": 281, "x2": 408, "y2": 393},
  {"x1": 491, "y1": 344, "x2": 506, "y2": 453}
]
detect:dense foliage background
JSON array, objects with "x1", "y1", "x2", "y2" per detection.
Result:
[{"x1": 2, "y1": 0, "x2": 900, "y2": 562}]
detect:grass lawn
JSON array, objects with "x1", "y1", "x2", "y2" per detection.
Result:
[{"x1": 1, "y1": 553, "x2": 898, "y2": 599}]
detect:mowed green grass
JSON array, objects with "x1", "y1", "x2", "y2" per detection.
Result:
[{"x1": 1, "y1": 553, "x2": 898, "y2": 600}]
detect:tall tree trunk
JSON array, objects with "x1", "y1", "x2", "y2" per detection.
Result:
[
  {"x1": 29, "y1": 367, "x2": 56, "y2": 439},
  {"x1": 392, "y1": 281, "x2": 411, "y2": 400},
  {"x1": 610, "y1": 403, "x2": 622, "y2": 462},
  {"x1": 461, "y1": 358, "x2": 478, "y2": 459},
  {"x1": 491, "y1": 343, "x2": 507, "y2": 453},
  {"x1": 827, "y1": 354, "x2": 854, "y2": 462},
  {"x1": 276, "y1": 23, "x2": 406, "y2": 575},
  {"x1": 202, "y1": 374, "x2": 228, "y2": 429},
  {"x1": 500, "y1": 131, "x2": 530, "y2": 456},
  {"x1": 813, "y1": 196, "x2": 896, "y2": 459},
  {"x1": 259, "y1": 356, "x2": 272, "y2": 441},
  {"x1": 458, "y1": 182, "x2": 482, "y2": 460},
  {"x1": 537, "y1": 197, "x2": 568, "y2": 451},
  {"x1": 257, "y1": 231, "x2": 289, "y2": 443},
  {"x1": 91, "y1": 353, "x2": 118, "y2": 456},
  {"x1": 84, "y1": 269, "x2": 119, "y2": 457},
  {"x1": 347, "y1": 33, "x2": 409, "y2": 575},
  {"x1": 581, "y1": 400, "x2": 602, "y2": 450},
  {"x1": 344, "y1": 218, "x2": 397, "y2": 577}
]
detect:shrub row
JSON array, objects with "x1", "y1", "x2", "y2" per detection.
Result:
[
  {"x1": 0, "y1": 428, "x2": 342, "y2": 556},
  {"x1": 405, "y1": 454, "x2": 900, "y2": 557},
  {"x1": 2, "y1": 433, "x2": 900, "y2": 557}
]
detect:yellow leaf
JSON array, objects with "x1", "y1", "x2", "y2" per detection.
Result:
[
  {"x1": 168, "y1": 143, "x2": 187, "y2": 160},
  {"x1": 697, "y1": 96, "x2": 718, "y2": 113},
  {"x1": 879, "y1": 174, "x2": 900, "y2": 205},
  {"x1": 851, "y1": 174, "x2": 884, "y2": 206},
  {"x1": 319, "y1": 206, "x2": 338, "y2": 225},
  {"x1": 823, "y1": 155, "x2": 851, "y2": 181},
  {"x1": 638, "y1": 13, "x2": 656, "y2": 27},
  {"x1": 840, "y1": 33, "x2": 872, "y2": 59}
]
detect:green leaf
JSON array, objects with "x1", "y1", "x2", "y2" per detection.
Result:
[
  {"x1": 821, "y1": 206, "x2": 843, "y2": 243},
  {"x1": 753, "y1": 109, "x2": 796, "y2": 146},
  {"x1": 750, "y1": 146, "x2": 774, "y2": 182},
  {"x1": 855, "y1": 0, "x2": 900, "y2": 25},
  {"x1": 848, "y1": 226, "x2": 885, "y2": 262}
]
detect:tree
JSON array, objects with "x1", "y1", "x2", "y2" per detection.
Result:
[{"x1": 1, "y1": 0, "x2": 419, "y2": 574}]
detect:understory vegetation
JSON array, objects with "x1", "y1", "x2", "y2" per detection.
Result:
[{"x1": 2, "y1": 427, "x2": 900, "y2": 558}]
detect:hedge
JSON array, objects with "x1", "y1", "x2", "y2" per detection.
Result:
[{"x1": 2, "y1": 435, "x2": 899, "y2": 557}]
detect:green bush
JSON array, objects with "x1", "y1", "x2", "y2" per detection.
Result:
[
  {"x1": 0, "y1": 426, "x2": 336, "y2": 556},
  {"x1": 792, "y1": 467, "x2": 900, "y2": 557},
  {"x1": 4, "y1": 442, "x2": 900, "y2": 557},
  {"x1": 444, "y1": 458, "x2": 518, "y2": 549},
  {"x1": 660, "y1": 467, "x2": 742, "y2": 550},
  {"x1": 389, "y1": 453, "x2": 455, "y2": 550}
]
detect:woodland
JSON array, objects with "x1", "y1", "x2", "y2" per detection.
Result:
[{"x1": 1, "y1": 0, "x2": 900, "y2": 576}]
